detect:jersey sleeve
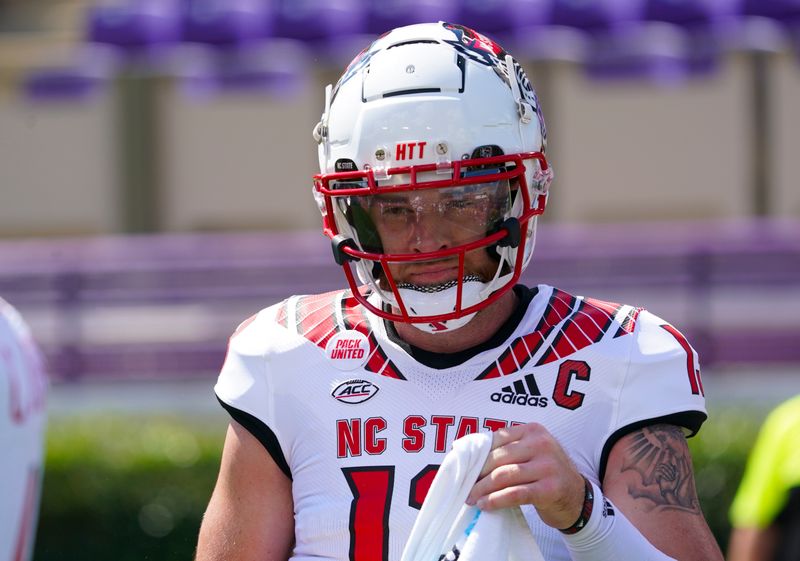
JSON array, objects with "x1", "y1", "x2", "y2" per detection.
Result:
[
  {"x1": 729, "y1": 396, "x2": 800, "y2": 528},
  {"x1": 598, "y1": 310, "x2": 708, "y2": 480},
  {"x1": 612, "y1": 310, "x2": 708, "y2": 438},
  {"x1": 214, "y1": 304, "x2": 292, "y2": 478}
]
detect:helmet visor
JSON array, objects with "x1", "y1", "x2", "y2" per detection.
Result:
[{"x1": 335, "y1": 179, "x2": 511, "y2": 257}]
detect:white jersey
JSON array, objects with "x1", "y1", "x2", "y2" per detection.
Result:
[
  {"x1": 0, "y1": 299, "x2": 47, "y2": 561},
  {"x1": 215, "y1": 284, "x2": 707, "y2": 561}
]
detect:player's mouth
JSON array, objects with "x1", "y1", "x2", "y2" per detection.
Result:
[
  {"x1": 396, "y1": 273, "x2": 484, "y2": 293},
  {"x1": 404, "y1": 264, "x2": 460, "y2": 286}
]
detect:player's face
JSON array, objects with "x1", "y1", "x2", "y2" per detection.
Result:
[{"x1": 362, "y1": 181, "x2": 509, "y2": 287}]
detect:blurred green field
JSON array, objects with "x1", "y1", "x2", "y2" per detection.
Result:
[
  {"x1": 34, "y1": 415, "x2": 226, "y2": 561},
  {"x1": 32, "y1": 405, "x2": 768, "y2": 561}
]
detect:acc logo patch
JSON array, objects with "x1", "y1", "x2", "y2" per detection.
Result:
[
  {"x1": 325, "y1": 330, "x2": 370, "y2": 370},
  {"x1": 332, "y1": 379, "x2": 380, "y2": 404}
]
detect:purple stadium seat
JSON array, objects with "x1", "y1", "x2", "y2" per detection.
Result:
[
  {"x1": 175, "y1": 39, "x2": 310, "y2": 98},
  {"x1": 507, "y1": 0, "x2": 555, "y2": 29},
  {"x1": 527, "y1": 0, "x2": 720, "y2": 82},
  {"x1": 723, "y1": 0, "x2": 800, "y2": 51},
  {"x1": 583, "y1": 22, "x2": 693, "y2": 83},
  {"x1": 742, "y1": 0, "x2": 800, "y2": 21},
  {"x1": 22, "y1": 44, "x2": 120, "y2": 102},
  {"x1": 511, "y1": 0, "x2": 641, "y2": 63},
  {"x1": 549, "y1": 0, "x2": 642, "y2": 31},
  {"x1": 743, "y1": 0, "x2": 800, "y2": 53},
  {"x1": 364, "y1": 0, "x2": 458, "y2": 36},
  {"x1": 181, "y1": 0, "x2": 272, "y2": 46},
  {"x1": 86, "y1": 0, "x2": 182, "y2": 51},
  {"x1": 454, "y1": 0, "x2": 517, "y2": 38},
  {"x1": 638, "y1": 0, "x2": 740, "y2": 76},
  {"x1": 267, "y1": 0, "x2": 370, "y2": 68},
  {"x1": 23, "y1": 68, "x2": 107, "y2": 101},
  {"x1": 644, "y1": 0, "x2": 737, "y2": 27},
  {"x1": 272, "y1": 0, "x2": 363, "y2": 41}
]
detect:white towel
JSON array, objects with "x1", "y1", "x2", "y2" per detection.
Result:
[{"x1": 401, "y1": 432, "x2": 546, "y2": 561}]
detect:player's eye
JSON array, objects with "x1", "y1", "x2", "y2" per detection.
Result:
[
  {"x1": 444, "y1": 198, "x2": 476, "y2": 211},
  {"x1": 380, "y1": 203, "x2": 413, "y2": 217}
]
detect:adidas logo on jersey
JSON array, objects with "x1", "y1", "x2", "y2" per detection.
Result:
[
  {"x1": 602, "y1": 498, "x2": 615, "y2": 518},
  {"x1": 490, "y1": 373, "x2": 548, "y2": 407}
]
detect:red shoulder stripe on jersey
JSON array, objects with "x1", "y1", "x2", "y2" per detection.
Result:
[
  {"x1": 518, "y1": 288, "x2": 577, "y2": 363},
  {"x1": 296, "y1": 290, "x2": 345, "y2": 349},
  {"x1": 614, "y1": 306, "x2": 643, "y2": 338},
  {"x1": 476, "y1": 361, "x2": 501, "y2": 380},
  {"x1": 341, "y1": 292, "x2": 382, "y2": 372},
  {"x1": 497, "y1": 347, "x2": 518, "y2": 376},
  {"x1": 575, "y1": 298, "x2": 617, "y2": 341},
  {"x1": 275, "y1": 301, "x2": 288, "y2": 328},
  {"x1": 517, "y1": 332, "x2": 545, "y2": 364},
  {"x1": 371, "y1": 344, "x2": 405, "y2": 380},
  {"x1": 535, "y1": 320, "x2": 579, "y2": 366},
  {"x1": 232, "y1": 313, "x2": 258, "y2": 339},
  {"x1": 511, "y1": 336, "x2": 532, "y2": 369},
  {"x1": 535, "y1": 297, "x2": 617, "y2": 366},
  {"x1": 583, "y1": 297, "x2": 622, "y2": 319},
  {"x1": 342, "y1": 290, "x2": 407, "y2": 380},
  {"x1": 342, "y1": 290, "x2": 372, "y2": 333},
  {"x1": 537, "y1": 289, "x2": 576, "y2": 332},
  {"x1": 475, "y1": 289, "x2": 577, "y2": 381}
]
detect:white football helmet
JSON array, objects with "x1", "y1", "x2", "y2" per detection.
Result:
[{"x1": 313, "y1": 22, "x2": 552, "y2": 333}]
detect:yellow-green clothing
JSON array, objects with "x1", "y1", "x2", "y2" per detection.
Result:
[{"x1": 731, "y1": 394, "x2": 800, "y2": 528}]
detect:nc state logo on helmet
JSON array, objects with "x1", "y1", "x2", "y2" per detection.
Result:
[{"x1": 312, "y1": 22, "x2": 553, "y2": 333}]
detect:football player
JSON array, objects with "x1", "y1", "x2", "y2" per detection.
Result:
[
  {"x1": 728, "y1": 394, "x2": 800, "y2": 561},
  {"x1": 197, "y1": 22, "x2": 723, "y2": 561},
  {"x1": 0, "y1": 298, "x2": 47, "y2": 561}
]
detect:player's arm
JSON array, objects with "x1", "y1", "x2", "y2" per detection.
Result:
[
  {"x1": 602, "y1": 423, "x2": 723, "y2": 561},
  {"x1": 196, "y1": 420, "x2": 294, "y2": 561},
  {"x1": 727, "y1": 526, "x2": 778, "y2": 561}
]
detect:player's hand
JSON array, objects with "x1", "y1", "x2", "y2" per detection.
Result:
[{"x1": 465, "y1": 423, "x2": 586, "y2": 530}]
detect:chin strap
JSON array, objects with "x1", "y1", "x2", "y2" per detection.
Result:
[{"x1": 398, "y1": 280, "x2": 483, "y2": 334}]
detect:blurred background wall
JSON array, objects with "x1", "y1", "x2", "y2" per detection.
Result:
[
  {"x1": 1, "y1": 3, "x2": 800, "y2": 558},
  {"x1": 1, "y1": 0, "x2": 799, "y2": 238}
]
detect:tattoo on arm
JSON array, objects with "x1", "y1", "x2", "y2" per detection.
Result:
[{"x1": 620, "y1": 424, "x2": 701, "y2": 513}]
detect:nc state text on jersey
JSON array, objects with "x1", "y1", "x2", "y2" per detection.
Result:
[{"x1": 336, "y1": 414, "x2": 520, "y2": 458}]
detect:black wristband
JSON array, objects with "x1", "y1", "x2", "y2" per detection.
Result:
[{"x1": 559, "y1": 476, "x2": 594, "y2": 535}]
